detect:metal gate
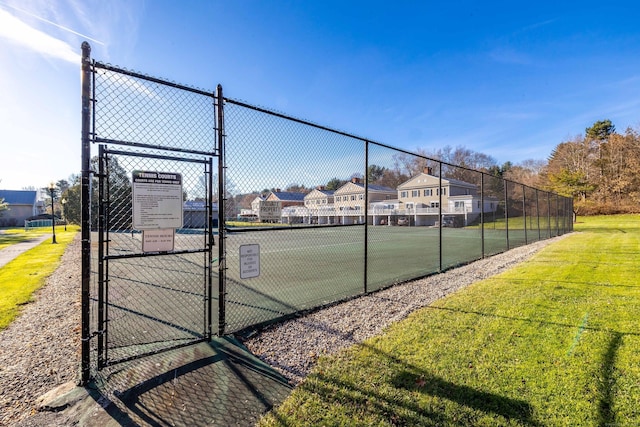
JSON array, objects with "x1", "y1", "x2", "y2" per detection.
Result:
[
  {"x1": 95, "y1": 147, "x2": 215, "y2": 368},
  {"x1": 80, "y1": 43, "x2": 225, "y2": 381}
]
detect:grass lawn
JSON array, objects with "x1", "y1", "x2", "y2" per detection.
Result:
[
  {"x1": 0, "y1": 226, "x2": 79, "y2": 330},
  {"x1": 258, "y1": 215, "x2": 640, "y2": 426}
]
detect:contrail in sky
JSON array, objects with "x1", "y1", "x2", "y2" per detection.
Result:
[{"x1": 1, "y1": 2, "x2": 104, "y2": 45}]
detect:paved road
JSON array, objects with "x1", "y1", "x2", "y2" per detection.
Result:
[{"x1": 0, "y1": 234, "x2": 52, "y2": 269}]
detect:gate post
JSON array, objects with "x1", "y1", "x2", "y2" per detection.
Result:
[
  {"x1": 207, "y1": 157, "x2": 214, "y2": 340},
  {"x1": 547, "y1": 192, "x2": 551, "y2": 238},
  {"x1": 216, "y1": 84, "x2": 226, "y2": 336},
  {"x1": 363, "y1": 140, "x2": 368, "y2": 294},
  {"x1": 523, "y1": 184, "x2": 527, "y2": 245},
  {"x1": 480, "y1": 172, "x2": 485, "y2": 258},
  {"x1": 80, "y1": 41, "x2": 92, "y2": 385},
  {"x1": 504, "y1": 181, "x2": 509, "y2": 250},
  {"x1": 438, "y1": 162, "x2": 442, "y2": 272}
]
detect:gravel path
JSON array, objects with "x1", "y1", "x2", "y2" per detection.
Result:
[
  {"x1": 0, "y1": 235, "x2": 80, "y2": 426},
  {"x1": 0, "y1": 233, "x2": 566, "y2": 425}
]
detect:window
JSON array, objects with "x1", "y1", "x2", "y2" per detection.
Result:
[
  {"x1": 351, "y1": 195, "x2": 356, "y2": 201},
  {"x1": 336, "y1": 196, "x2": 341, "y2": 202},
  {"x1": 442, "y1": 188, "x2": 447, "y2": 196},
  {"x1": 400, "y1": 191, "x2": 408, "y2": 198},
  {"x1": 436, "y1": 189, "x2": 439, "y2": 196},
  {"x1": 477, "y1": 201, "x2": 481, "y2": 209},
  {"x1": 359, "y1": 194, "x2": 364, "y2": 200},
  {"x1": 430, "y1": 202, "x2": 439, "y2": 208},
  {"x1": 406, "y1": 203, "x2": 414, "y2": 209},
  {"x1": 423, "y1": 189, "x2": 432, "y2": 196},
  {"x1": 411, "y1": 190, "x2": 419, "y2": 197}
]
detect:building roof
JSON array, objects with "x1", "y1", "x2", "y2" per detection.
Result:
[
  {"x1": 305, "y1": 188, "x2": 335, "y2": 198},
  {"x1": 0, "y1": 190, "x2": 37, "y2": 205},
  {"x1": 269, "y1": 191, "x2": 307, "y2": 202},
  {"x1": 397, "y1": 173, "x2": 476, "y2": 190},
  {"x1": 338, "y1": 182, "x2": 396, "y2": 193},
  {"x1": 367, "y1": 184, "x2": 396, "y2": 192},
  {"x1": 443, "y1": 176, "x2": 478, "y2": 188}
]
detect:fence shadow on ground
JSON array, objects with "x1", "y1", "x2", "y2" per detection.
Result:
[
  {"x1": 270, "y1": 339, "x2": 543, "y2": 426},
  {"x1": 91, "y1": 337, "x2": 292, "y2": 426}
]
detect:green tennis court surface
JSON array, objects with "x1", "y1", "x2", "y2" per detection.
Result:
[
  {"x1": 96, "y1": 223, "x2": 559, "y2": 358},
  {"x1": 224, "y1": 225, "x2": 545, "y2": 333}
]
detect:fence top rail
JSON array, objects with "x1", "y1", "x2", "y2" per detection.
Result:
[{"x1": 93, "y1": 61, "x2": 215, "y2": 98}]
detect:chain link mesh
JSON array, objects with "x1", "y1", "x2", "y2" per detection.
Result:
[
  {"x1": 223, "y1": 100, "x2": 367, "y2": 332},
  {"x1": 93, "y1": 64, "x2": 215, "y2": 154},
  {"x1": 88, "y1": 62, "x2": 217, "y2": 384},
  {"x1": 85, "y1": 61, "x2": 574, "y2": 386}
]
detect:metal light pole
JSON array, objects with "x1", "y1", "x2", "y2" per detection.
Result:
[
  {"x1": 61, "y1": 198, "x2": 67, "y2": 231},
  {"x1": 49, "y1": 182, "x2": 57, "y2": 244}
]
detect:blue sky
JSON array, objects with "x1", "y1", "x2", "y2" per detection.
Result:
[{"x1": 1, "y1": 0, "x2": 640, "y2": 191}]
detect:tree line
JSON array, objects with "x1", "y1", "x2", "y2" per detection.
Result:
[
  {"x1": 544, "y1": 120, "x2": 640, "y2": 215},
  {"x1": 258, "y1": 119, "x2": 639, "y2": 216}
]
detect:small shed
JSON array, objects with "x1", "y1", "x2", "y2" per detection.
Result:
[{"x1": 183, "y1": 200, "x2": 219, "y2": 228}]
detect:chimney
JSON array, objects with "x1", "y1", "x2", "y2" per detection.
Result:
[
  {"x1": 351, "y1": 177, "x2": 361, "y2": 184},
  {"x1": 317, "y1": 185, "x2": 325, "y2": 191},
  {"x1": 424, "y1": 167, "x2": 433, "y2": 175},
  {"x1": 275, "y1": 188, "x2": 281, "y2": 193}
]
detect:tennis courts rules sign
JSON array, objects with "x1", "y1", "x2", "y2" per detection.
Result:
[
  {"x1": 132, "y1": 171, "x2": 183, "y2": 252},
  {"x1": 132, "y1": 171, "x2": 183, "y2": 229}
]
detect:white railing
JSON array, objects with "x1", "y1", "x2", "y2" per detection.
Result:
[
  {"x1": 281, "y1": 206, "x2": 337, "y2": 217},
  {"x1": 273, "y1": 203, "x2": 478, "y2": 219}
]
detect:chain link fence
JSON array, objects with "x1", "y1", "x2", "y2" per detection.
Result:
[
  {"x1": 80, "y1": 44, "x2": 573, "y2": 385},
  {"x1": 222, "y1": 99, "x2": 572, "y2": 335},
  {"x1": 81, "y1": 47, "x2": 220, "y2": 386}
]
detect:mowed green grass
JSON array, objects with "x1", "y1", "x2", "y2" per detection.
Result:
[
  {"x1": 258, "y1": 215, "x2": 640, "y2": 426},
  {"x1": 0, "y1": 226, "x2": 79, "y2": 330}
]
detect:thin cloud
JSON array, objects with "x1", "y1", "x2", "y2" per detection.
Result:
[
  {"x1": 488, "y1": 47, "x2": 534, "y2": 66},
  {"x1": 108, "y1": 70, "x2": 161, "y2": 100},
  {"x1": 2, "y1": 2, "x2": 103, "y2": 45},
  {"x1": 519, "y1": 19, "x2": 557, "y2": 34},
  {"x1": 0, "y1": 8, "x2": 79, "y2": 63}
]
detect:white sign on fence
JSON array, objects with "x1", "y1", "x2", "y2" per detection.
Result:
[
  {"x1": 239, "y1": 244, "x2": 260, "y2": 279},
  {"x1": 142, "y1": 228, "x2": 175, "y2": 252}
]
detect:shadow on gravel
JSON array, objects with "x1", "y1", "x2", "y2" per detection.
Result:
[{"x1": 90, "y1": 337, "x2": 292, "y2": 426}]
